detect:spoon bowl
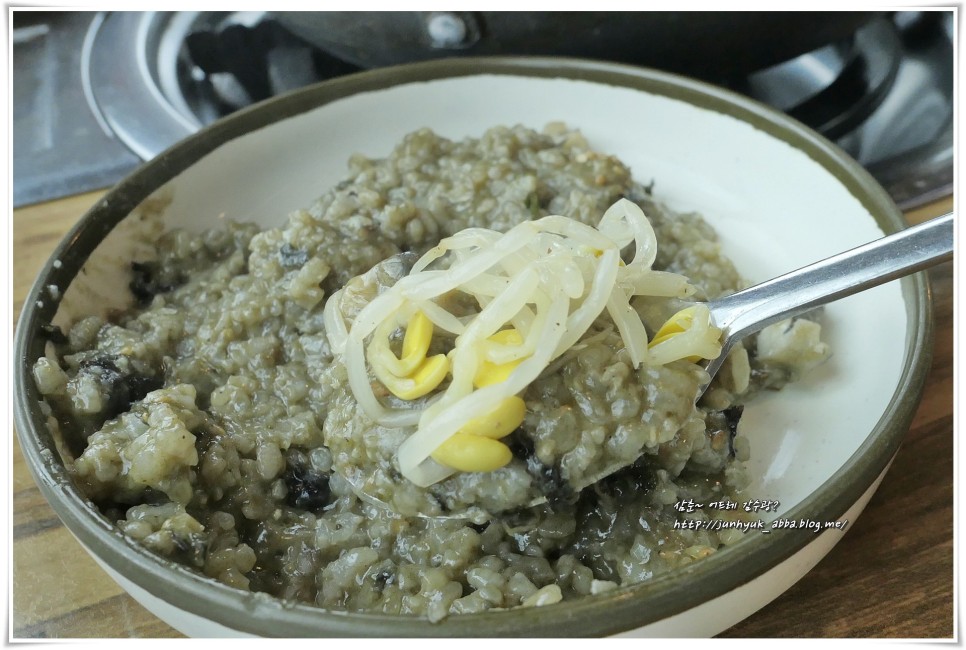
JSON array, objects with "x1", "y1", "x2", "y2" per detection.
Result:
[
  {"x1": 346, "y1": 212, "x2": 953, "y2": 518},
  {"x1": 699, "y1": 211, "x2": 953, "y2": 394}
]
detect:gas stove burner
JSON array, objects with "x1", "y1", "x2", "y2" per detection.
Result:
[
  {"x1": 86, "y1": 11, "x2": 896, "y2": 154},
  {"x1": 82, "y1": 11, "x2": 363, "y2": 160},
  {"x1": 182, "y1": 15, "x2": 360, "y2": 115},
  {"x1": 740, "y1": 18, "x2": 901, "y2": 140},
  {"x1": 18, "y1": 11, "x2": 952, "y2": 209}
]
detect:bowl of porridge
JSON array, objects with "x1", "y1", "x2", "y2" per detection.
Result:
[{"x1": 13, "y1": 58, "x2": 931, "y2": 637}]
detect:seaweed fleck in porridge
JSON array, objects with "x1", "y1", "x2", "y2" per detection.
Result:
[{"x1": 32, "y1": 125, "x2": 830, "y2": 620}]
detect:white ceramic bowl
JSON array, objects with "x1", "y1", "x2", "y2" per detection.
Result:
[{"x1": 14, "y1": 58, "x2": 931, "y2": 637}]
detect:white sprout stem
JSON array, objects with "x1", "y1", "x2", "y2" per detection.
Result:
[
  {"x1": 553, "y1": 247, "x2": 621, "y2": 357},
  {"x1": 331, "y1": 198, "x2": 721, "y2": 488},
  {"x1": 398, "y1": 286, "x2": 569, "y2": 485},
  {"x1": 322, "y1": 288, "x2": 349, "y2": 355}
]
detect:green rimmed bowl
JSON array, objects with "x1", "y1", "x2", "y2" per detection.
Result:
[{"x1": 14, "y1": 57, "x2": 931, "y2": 637}]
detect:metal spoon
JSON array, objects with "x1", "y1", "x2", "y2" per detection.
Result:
[
  {"x1": 697, "y1": 212, "x2": 953, "y2": 395},
  {"x1": 550, "y1": 212, "x2": 954, "y2": 507},
  {"x1": 348, "y1": 213, "x2": 954, "y2": 519}
]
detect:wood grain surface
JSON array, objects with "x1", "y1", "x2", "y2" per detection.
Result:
[{"x1": 12, "y1": 191, "x2": 954, "y2": 639}]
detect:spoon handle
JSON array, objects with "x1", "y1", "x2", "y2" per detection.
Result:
[{"x1": 703, "y1": 212, "x2": 954, "y2": 380}]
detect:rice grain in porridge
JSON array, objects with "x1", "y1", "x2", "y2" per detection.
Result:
[{"x1": 32, "y1": 124, "x2": 829, "y2": 621}]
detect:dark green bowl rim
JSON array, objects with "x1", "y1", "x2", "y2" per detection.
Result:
[{"x1": 14, "y1": 56, "x2": 932, "y2": 637}]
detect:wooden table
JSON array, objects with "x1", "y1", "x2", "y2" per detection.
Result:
[{"x1": 12, "y1": 191, "x2": 954, "y2": 638}]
